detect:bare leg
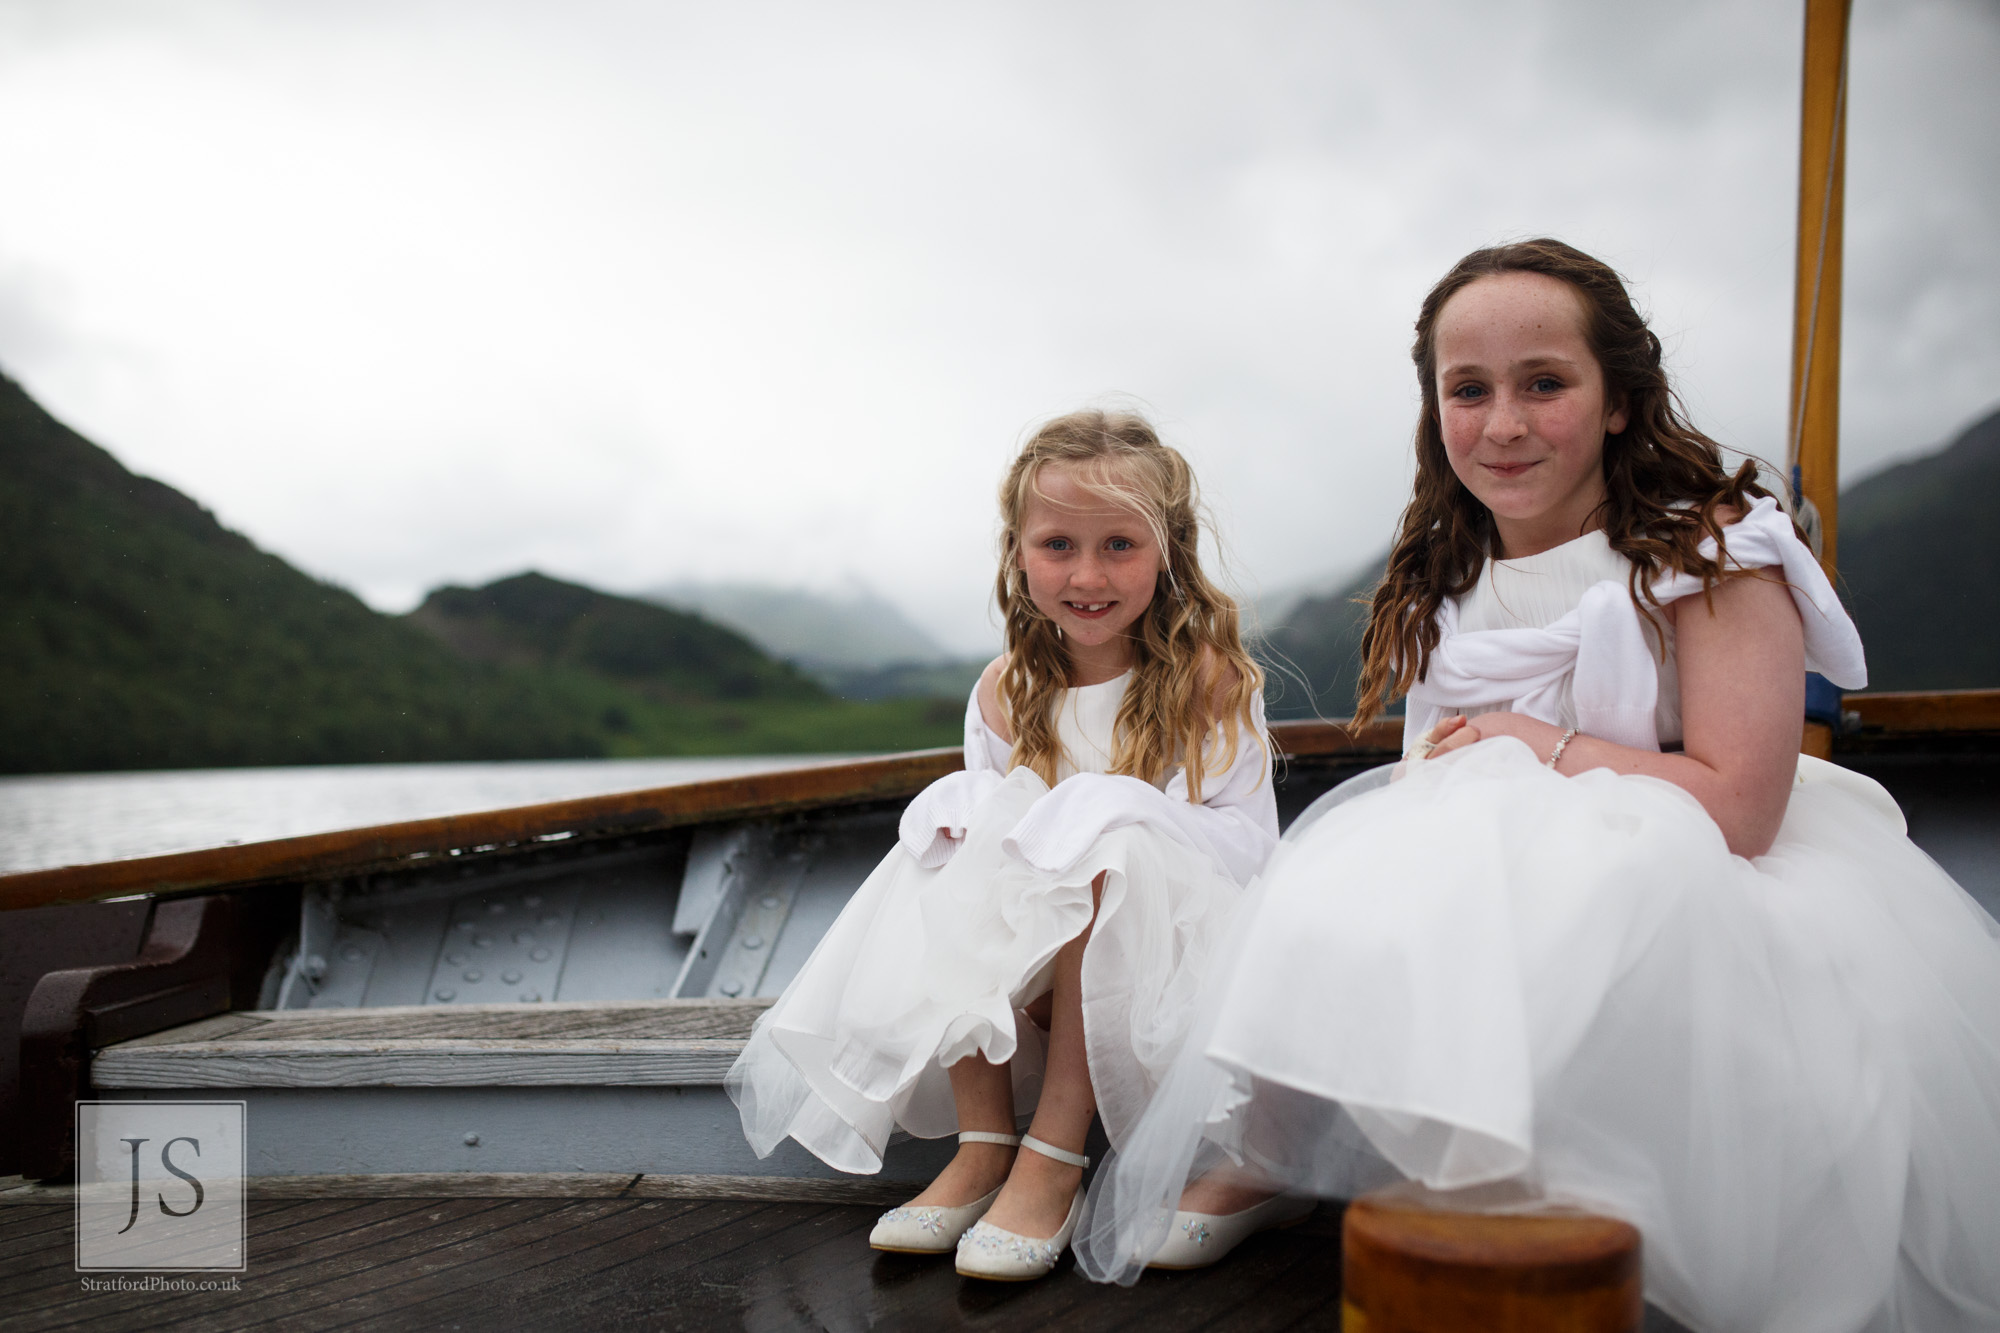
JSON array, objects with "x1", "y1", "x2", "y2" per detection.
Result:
[
  {"x1": 981, "y1": 874, "x2": 1102, "y2": 1237},
  {"x1": 905, "y1": 1053, "x2": 1018, "y2": 1207},
  {"x1": 1178, "y1": 1167, "x2": 1279, "y2": 1215}
]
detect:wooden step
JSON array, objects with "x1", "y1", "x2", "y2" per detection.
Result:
[{"x1": 91, "y1": 998, "x2": 771, "y2": 1089}]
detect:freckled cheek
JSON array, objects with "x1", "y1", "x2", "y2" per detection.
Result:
[
  {"x1": 1019, "y1": 558, "x2": 1063, "y2": 603},
  {"x1": 1543, "y1": 402, "x2": 1604, "y2": 458},
  {"x1": 1438, "y1": 424, "x2": 1484, "y2": 487}
]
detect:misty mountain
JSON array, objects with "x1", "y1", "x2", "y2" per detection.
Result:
[
  {"x1": 1258, "y1": 557, "x2": 1390, "y2": 722},
  {"x1": 645, "y1": 581, "x2": 959, "y2": 672},
  {"x1": 644, "y1": 579, "x2": 992, "y2": 701}
]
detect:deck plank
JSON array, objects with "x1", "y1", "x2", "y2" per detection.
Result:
[
  {"x1": 0, "y1": 1193, "x2": 1691, "y2": 1331},
  {"x1": 194, "y1": 1198, "x2": 674, "y2": 1332},
  {"x1": 189, "y1": 1197, "x2": 537, "y2": 1320},
  {"x1": 0, "y1": 1207, "x2": 74, "y2": 1283},
  {"x1": 4, "y1": 1200, "x2": 444, "y2": 1323},
  {"x1": 0, "y1": 1205, "x2": 82, "y2": 1255},
  {"x1": 16, "y1": 1199, "x2": 520, "y2": 1333},
  {"x1": 304, "y1": 1199, "x2": 758, "y2": 1332}
]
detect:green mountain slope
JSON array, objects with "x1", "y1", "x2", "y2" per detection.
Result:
[
  {"x1": 1838, "y1": 406, "x2": 2000, "y2": 690},
  {"x1": 1262, "y1": 403, "x2": 2000, "y2": 715},
  {"x1": 410, "y1": 573, "x2": 823, "y2": 704},
  {"x1": 0, "y1": 370, "x2": 958, "y2": 774},
  {"x1": 404, "y1": 572, "x2": 966, "y2": 754}
]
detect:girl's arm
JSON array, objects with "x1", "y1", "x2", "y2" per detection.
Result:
[{"x1": 1429, "y1": 571, "x2": 1806, "y2": 857}]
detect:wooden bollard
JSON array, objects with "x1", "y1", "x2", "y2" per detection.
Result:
[{"x1": 1341, "y1": 1183, "x2": 1642, "y2": 1332}]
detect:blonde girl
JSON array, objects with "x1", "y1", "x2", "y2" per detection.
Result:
[{"x1": 728, "y1": 409, "x2": 1277, "y2": 1281}]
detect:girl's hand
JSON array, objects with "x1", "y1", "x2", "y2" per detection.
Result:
[
  {"x1": 1408, "y1": 714, "x2": 1471, "y2": 761},
  {"x1": 1444, "y1": 710, "x2": 1564, "y2": 761},
  {"x1": 1415, "y1": 712, "x2": 1569, "y2": 764}
]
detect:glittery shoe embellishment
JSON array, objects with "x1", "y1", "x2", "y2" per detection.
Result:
[
  {"x1": 1182, "y1": 1218, "x2": 1212, "y2": 1246},
  {"x1": 957, "y1": 1221, "x2": 1061, "y2": 1266},
  {"x1": 877, "y1": 1207, "x2": 947, "y2": 1235}
]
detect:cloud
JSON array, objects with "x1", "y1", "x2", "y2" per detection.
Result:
[{"x1": 0, "y1": 0, "x2": 1992, "y2": 654}]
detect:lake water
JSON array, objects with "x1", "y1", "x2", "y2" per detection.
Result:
[{"x1": 0, "y1": 756, "x2": 858, "y2": 875}]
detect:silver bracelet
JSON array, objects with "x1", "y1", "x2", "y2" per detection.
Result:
[{"x1": 1545, "y1": 727, "x2": 1579, "y2": 770}]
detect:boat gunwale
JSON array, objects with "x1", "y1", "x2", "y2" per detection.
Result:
[
  {"x1": 0, "y1": 720, "x2": 1404, "y2": 910},
  {"x1": 3, "y1": 698, "x2": 1991, "y2": 913}
]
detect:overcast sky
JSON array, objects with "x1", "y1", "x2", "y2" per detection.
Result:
[{"x1": 2, "y1": 0, "x2": 1995, "y2": 654}]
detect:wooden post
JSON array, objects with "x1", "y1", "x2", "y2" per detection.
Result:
[
  {"x1": 1791, "y1": 0, "x2": 1851, "y2": 760},
  {"x1": 1789, "y1": 0, "x2": 1851, "y2": 579},
  {"x1": 1341, "y1": 1185, "x2": 1642, "y2": 1332}
]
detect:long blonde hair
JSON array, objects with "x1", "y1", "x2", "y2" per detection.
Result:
[{"x1": 994, "y1": 410, "x2": 1262, "y2": 801}]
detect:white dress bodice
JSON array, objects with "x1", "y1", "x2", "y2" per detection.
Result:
[
  {"x1": 1054, "y1": 671, "x2": 1157, "y2": 783},
  {"x1": 1455, "y1": 528, "x2": 1684, "y2": 743}
]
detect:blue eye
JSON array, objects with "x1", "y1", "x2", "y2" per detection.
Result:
[
  {"x1": 1531, "y1": 376, "x2": 1561, "y2": 393},
  {"x1": 1108, "y1": 538, "x2": 1134, "y2": 552},
  {"x1": 1046, "y1": 538, "x2": 1071, "y2": 551},
  {"x1": 1452, "y1": 383, "x2": 1485, "y2": 401}
]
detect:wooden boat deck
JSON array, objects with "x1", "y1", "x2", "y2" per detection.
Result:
[
  {"x1": 1, "y1": 1190, "x2": 1348, "y2": 1331},
  {"x1": 0, "y1": 1185, "x2": 1698, "y2": 1331}
]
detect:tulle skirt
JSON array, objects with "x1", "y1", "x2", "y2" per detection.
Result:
[
  {"x1": 1077, "y1": 738, "x2": 2000, "y2": 1333},
  {"x1": 727, "y1": 767, "x2": 1243, "y2": 1174}
]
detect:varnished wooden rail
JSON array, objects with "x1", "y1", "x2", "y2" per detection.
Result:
[
  {"x1": 0, "y1": 750, "x2": 963, "y2": 913},
  {"x1": 0, "y1": 719, "x2": 1403, "y2": 913},
  {"x1": 4, "y1": 696, "x2": 1987, "y2": 914},
  {"x1": 1846, "y1": 688, "x2": 2000, "y2": 734}
]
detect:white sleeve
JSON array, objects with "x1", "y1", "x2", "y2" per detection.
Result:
[
  {"x1": 962, "y1": 685, "x2": 1012, "y2": 773},
  {"x1": 1000, "y1": 694, "x2": 1279, "y2": 887},
  {"x1": 898, "y1": 683, "x2": 1009, "y2": 867}
]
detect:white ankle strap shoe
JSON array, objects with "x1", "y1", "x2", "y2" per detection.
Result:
[
  {"x1": 1145, "y1": 1193, "x2": 1315, "y2": 1270},
  {"x1": 867, "y1": 1131, "x2": 1022, "y2": 1254},
  {"x1": 955, "y1": 1190, "x2": 1084, "y2": 1280},
  {"x1": 953, "y1": 1134, "x2": 1091, "y2": 1281}
]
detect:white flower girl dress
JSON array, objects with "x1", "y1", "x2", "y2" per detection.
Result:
[
  {"x1": 1079, "y1": 500, "x2": 2000, "y2": 1333},
  {"x1": 728, "y1": 671, "x2": 1278, "y2": 1176}
]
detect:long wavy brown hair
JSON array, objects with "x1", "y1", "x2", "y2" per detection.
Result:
[
  {"x1": 1354, "y1": 238, "x2": 1774, "y2": 727},
  {"x1": 995, "y1": 410, "x2": 1263, "y2": 801}
]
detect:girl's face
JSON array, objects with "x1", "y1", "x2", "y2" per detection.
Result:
[
  {"x1": 1433, "y1": 271, "x2": 1628, "y2": 558},
  {"x1": 1016, "y1": 462, "x2": 1163, "y2": 676}
]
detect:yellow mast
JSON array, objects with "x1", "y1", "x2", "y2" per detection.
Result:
[
  {"x1": 1791, "y1": 0, "x2": 1853, "y2": 757},
  {"x1": 1788, "y1": 0, "x2": 1852, "y2": 578}
]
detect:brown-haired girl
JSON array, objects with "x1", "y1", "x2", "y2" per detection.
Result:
[
  {"x1": 728, "y1": 409, "x2": 1277, "y2": 1281},
  {"x1": 1078, "y1": 241, "x2": 2000, "y2": 1330}
]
